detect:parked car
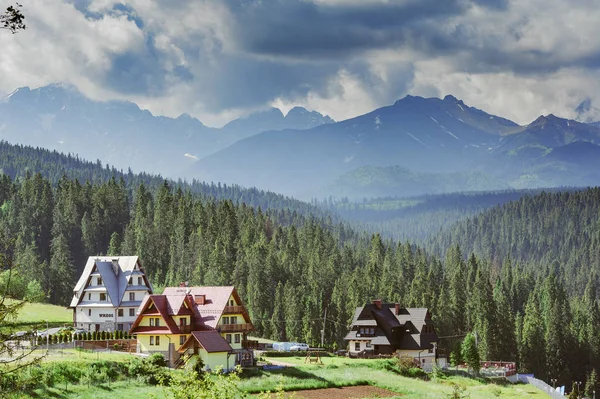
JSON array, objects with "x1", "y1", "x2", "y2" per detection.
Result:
[{"x1": 290, "y1": 343, "x2": 309, "y2": 351}]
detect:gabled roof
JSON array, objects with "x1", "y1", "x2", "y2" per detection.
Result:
[
  {"x1": 347, "y1": 302, "x2": 437, "y2": 351},
  {"x1": 162, "y1": 286, "x2": 251, "y2": 329},
  {"x1": 69, "y1": 256, "x2": 153, "y2": 308},
  {"x1": 131, "y1": 294, "x2": 192, "y2": 334},
  {"x1": 130, "y1": 286, "x2": 254, "y2": 335},
  {"x1": 178, "y1": 331, "x2": 232, "y2": 353}
]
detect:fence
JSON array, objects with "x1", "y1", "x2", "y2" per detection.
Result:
[{"x1": 516, "y1": 375, "x2": 565, "y2": 399}]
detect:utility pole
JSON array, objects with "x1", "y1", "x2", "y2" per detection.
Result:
[{"x1": 320, "y1": 307, "x2": 327, "y2": 348}]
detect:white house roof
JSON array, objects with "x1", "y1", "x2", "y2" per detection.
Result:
[{"x1": 69, "y1": 256, "x2": 153, "y2": 308}]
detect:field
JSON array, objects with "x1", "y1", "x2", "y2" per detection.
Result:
[
  {"x1": 3, "y1": 299, "x2": 72, "y2": 333},
  {"x1": 241, "y1": 358, "x2": 550, "y2": 399}
]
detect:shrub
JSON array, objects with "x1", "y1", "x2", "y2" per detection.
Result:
[{"x1": 147, "y1": 353, "x2": 168, "y2": 368}]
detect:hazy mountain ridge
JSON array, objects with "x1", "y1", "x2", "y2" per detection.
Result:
[
  {"x1": 192, "y1": 94, "x2": 520, "y2": 198},
  {"x1": 328, "y1": 165, "x2": 510, "y2": 199},
  {"x1": 0, "y1": 84, "x2": 333, "y2": 179},
  {"x1": 192, "y1": 95, "x2": 600, "y2": 199},
  {"x1": 222, "y1": 106, "x2": 334, "y2": 141}
]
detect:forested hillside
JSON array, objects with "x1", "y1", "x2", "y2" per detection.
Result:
[
  {"x1": 1, "y1": 167, "x2": 599, "y2": 388},
  {"x1": 319, "y1": 189, "x2": 561, "y2": 242},
  {"x1": 0, "y1": 140, "x2": 325, "y2": 215},
  {"x1": 427, "y1": 188, "x2": 600, "y2": 295}
]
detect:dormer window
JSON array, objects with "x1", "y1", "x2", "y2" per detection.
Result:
[
  {"x1": 128, "y1": 278, "x2": 132, "y2": 286},
  {"x1": 129, "y1": 292, "x2": 135, "y2": 301},
  {"x1": 138, "y1": 277, "x2": 143, "y2": 285},
  {"x1": 97, "y1": 277, "x2": 102, "y2": 286},
  {"x1": 100, "y1": 293, "x2": 106, "y2": 301}
]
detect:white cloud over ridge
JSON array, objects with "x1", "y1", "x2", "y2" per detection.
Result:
[{"x1": 1, "y1": 0, "x2": 600, "y2": 126}]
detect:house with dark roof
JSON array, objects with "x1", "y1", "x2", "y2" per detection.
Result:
[
  {"x1": 345, "y1": 300, "x2": 441, "y2": 369},
  {"x1": 69, "y1": 256, "x2": 152, "y2": 332},
  {"x1": 129, "y1": 285, "x2": 254, "y2": 370}
]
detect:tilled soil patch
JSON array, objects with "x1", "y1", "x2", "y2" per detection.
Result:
[{"x1": 281, "y1": 385, "x2": 401, "y2": 398}]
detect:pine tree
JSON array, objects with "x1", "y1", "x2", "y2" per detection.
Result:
[
  {"x1": 461, "y1": 333, "x2": 480, "y2": 375},
  {"x1": 107, "y1": 232, "x2": 121, "y2": 256}
]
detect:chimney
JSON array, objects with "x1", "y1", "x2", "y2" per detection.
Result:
[
  {"x1": 395, "y1": 303, "x2": 400, "y2": 315},
  {"x1": 372, "y1": 299, "x2": 382, "y2": 309},
  {"x1": 195, "y1": 295, "x2": 205, "y2": 305}
]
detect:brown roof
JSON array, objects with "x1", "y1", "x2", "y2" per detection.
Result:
[
  {"x1": 179, "y1": 331, "x2": 232, "y2": 353},
  {"x1": 346, "y1": 303, "x2": 437, "y2": 351}
]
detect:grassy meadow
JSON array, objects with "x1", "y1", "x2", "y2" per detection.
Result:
[{"x1": 241, "y1": 358, "x2": 550, "y2": 399}]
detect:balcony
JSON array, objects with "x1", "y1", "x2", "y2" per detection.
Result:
[
  {"x1": 178, "y1": 325, "x2": 192, "y2": 334},
  {"x1": 242, "y1": 340, "x2": 259, "y2": 349},
  {"x1": 219, "y1": 323, "x2": 253, "y2": 333},
  {"x1": 223, "y1": 306, "x2": 245, "y2": 314}
]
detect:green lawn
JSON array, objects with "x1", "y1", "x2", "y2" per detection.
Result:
[
  {"x1": 263, "y1": 355, "x2": 379, "y2": 367},
  {"x1": 12, "y1": 380, "x2": 166, "y2": 399},
  {"x1": 4, "y1": 299, "x2": 72, "y2": 332},
  {"x1": 242, "y1": 359, "x2": 551, "y2": 399}
]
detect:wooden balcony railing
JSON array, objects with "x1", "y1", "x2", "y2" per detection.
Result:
[
  {"x1": 242, "y1": 340, "x2": 259, "y2": 349},
  {"x1": 219, "y1": 323, "x2": 253, "y2": 333},
  {"x1": 178, "y1": 325, "x2": 191, "y2": 334},
  {"x1": 223, "y1": 306, "x2": 245, "y2": 314}
]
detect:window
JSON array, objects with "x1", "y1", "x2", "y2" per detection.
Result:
[
  {"x1": 226, "y1": 334, "x2": 232, "y2": 343},
  {"x1": 88, "y1": 293, "x2": 91, "y2": 300},
  {"x1": 180, "y1": 318, "x2": 187, "y2": 326},
  {"x1": 369, "y1": 328, "x2": 375, "y2": 336},
  {"x1": 354, "y1": 342, "x2": 360, "y2": 351},
  {"x1": 180, "y1": 335, "x2": 186, "y2": 345},
  {"x1": 128, "y1": 279, "x2": 132, "y2": 286},
  {"x1": 129, "y1": 308, "x2": 135, "y2": 317},
  {"x1": 100, "y1": 293, "x2": 106, "y2": 301},
  {"x1": 150, "y1": 318, "x2": 154, "y2": 326},
  {"x1": 118, "y1": 309, "x2": 123, "y2": 317},
  {"x1": 138, "y1": 277, "x2": 143, "y2": 285},
  {"x1": 150, "y1": 336, "x2": 154, "y2": 345},
  {"x1": 235, "y1": 334, "x2": 240, "y2": 344},
  {"x1": 129, "y1": 292, "x2": 135, "y2": 301},
  {"x1": 88, "y1": 309, "x2": 91, "y2": 316},
  {"x1": 366, "y1": 341, "x2": 372, "y2": 348},
  {"x1": 359, "y1": 328, "x2": 364, "y2": 335},
  {"x1": 229, "y1": 299, "x2": 234, "y2": 306},
  {"x1": 222, "y1": 316, "x2": 229, "y2": 325},
  {"x1": 155, "y1": 318, "x2": 160, "y2": 326},
  {"x1": 97, "y1": 277, "x2": 102, "y2": 286},
  {"x1": 231, "y1": 316, "x2": 238, "y2": 325},
  {"x1": 155, "y1": 336, "x2": 160, "y2": 345}
]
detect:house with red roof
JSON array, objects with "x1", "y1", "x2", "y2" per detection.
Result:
[{"x1": 129, "y1": 285, "x2": 254, "y2": 370}]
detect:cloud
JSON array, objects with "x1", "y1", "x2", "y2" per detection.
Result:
[{"x1": 1, "y1": 0, "x2": 600, "y2": 126}]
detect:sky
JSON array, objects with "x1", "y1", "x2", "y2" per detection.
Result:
[{"x1": 2, "y1": 0, "x2": 600, "y2": 127}]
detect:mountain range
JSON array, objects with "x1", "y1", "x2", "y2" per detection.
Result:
[
  {"x1": 191, "y1": 95, "x2": 600, "y2": 198},
  {"x1": 3, "y1": 84, "x2": 600, "y2": 199},
  {"x1": 0, "y1": 84, "x2": 333, "y2": 177}
]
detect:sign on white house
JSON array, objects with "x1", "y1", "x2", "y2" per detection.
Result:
[{"x1": 69, "y1": 256, "x2": 153, "y2": 332}]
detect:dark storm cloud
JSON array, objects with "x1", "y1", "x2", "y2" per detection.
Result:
[{"x1": 226, "y1": 0, "x2": 470, "y2": 59}]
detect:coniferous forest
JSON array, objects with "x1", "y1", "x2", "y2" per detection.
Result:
[{"x1": 1, "y1": 141, "x2": 599, "y2": 388}]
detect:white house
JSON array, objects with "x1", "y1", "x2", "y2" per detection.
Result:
[{"x1": 69, "y1": 256, "x2": 153, "y2": 332}]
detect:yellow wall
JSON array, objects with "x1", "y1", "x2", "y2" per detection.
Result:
[
  {"x1": 139, "y1": 315, "x2": 163, "y2": 327},
  {"x1": 220, "y1": 332, "x2": 243, "y2": 349},
  {"x1": 173, "y1": 315, "x2": 190, "y2": 325},
  {"x1": 227, "y1": 295, "x2": 238, "y2": 306},
  {"x1": 137, "y1": 333, "x2": 188, "y2": 353},
  {"x1": 138, "y1": 333, "x2": 174, "y2": 352},
  {"x1": 218, "y1": 313, "x2": 244, "y2": 325},
  {"x1": 199, "y1": 348, "x2": 232, "y2": 372}
]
